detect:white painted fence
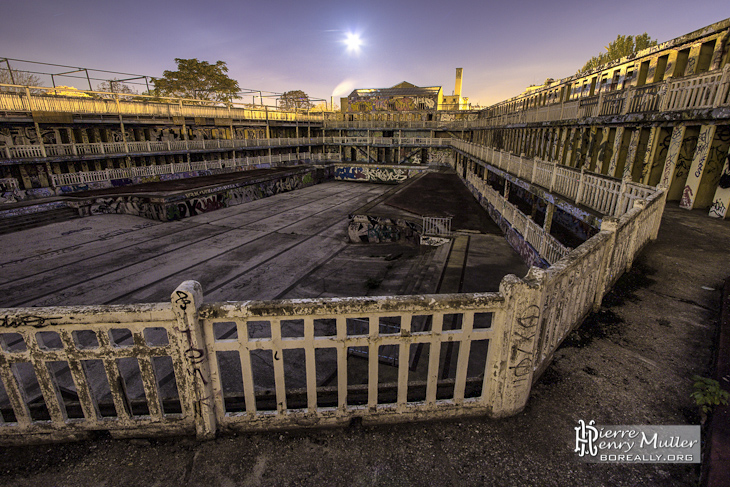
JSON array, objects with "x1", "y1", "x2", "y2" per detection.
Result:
[
  {"x1": 453, "y1": 140, "x2": 655, "y2": 218},
  {"x1": 465, "y1": 172, "x2": 570, "y2": 265},
  {"x1": 4, "y1": 137, "x2": 325, "y2": 161},
  {"x1": 0, "y1": 88, "x2": 325, "y2": 122},
  {"x1": 422, "y1": 217, "x2": 452, "y2": 237},
  {"x1": 49, "y1": 153, "x2": 318, "y2": 187},
  {"x1": 0, "y1": 177, "x2": 666, "y2": 442}
]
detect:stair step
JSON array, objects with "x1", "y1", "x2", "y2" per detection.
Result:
[{"x1": 0, "y1": 207, "x2": 80, "y2": 235}]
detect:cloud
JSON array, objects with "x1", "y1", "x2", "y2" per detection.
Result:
[{"x1": 332, "y1": 79, "x2": 356, "y2": 98}]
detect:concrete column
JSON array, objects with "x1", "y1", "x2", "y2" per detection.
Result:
[
  {"x1": 686, "y1": 45, "x2": 703, "y2": 76},
  {"x1": 583, "y1": 127, "x2": 603, "y2": 172},
  {"x1": 574, "y1": 128, "x2": 590, "y2": 168},
  {"x1": 549, "y1": 128, "x2": 561, "y2": 162},
  {"x1": 622, "y1": 129, "x2": 642, "y2": 181},
  {"x1": 607, "y1": 127, "x2": 625, "y2": 177},
  {"x1": 595, "y1": 127, "x2": 611, "y2": 174},
  {"x1": 543, "y1": 202, "x2": 555, "y2": 235},
  {"x1": 563, "y1": 128, "x2": 577, "y2": 166},
  {"x1": 17, "y1": 164, "x2": 32, "y2": 189},
  {"x1": 556, "y1": 128, "x2": 569, "y2": 165},
  {"x1": 640, "y1": 126, "x2": 662, "y2": 185},
  {"x1": 583, "y1": 127, "x2": 598, "y2": 170},
  {"x1": 708, "y1": 147, "x2": 730, "y2": 219},
  {"x1": 646, "y1": 57, "x2": 659, "y2": 84},
  {"x1": 663, "y1": 51, "x2": 680, "y2": 79},
  {"x1": 659, "y1": 125, "x2": 687, "y2": 190},
  {"x1": 680, "y1": 124, "x2": 716, "y2": 209},
  {"x1": 710, "y1": 32, "x2": 729, "y2": 70}
]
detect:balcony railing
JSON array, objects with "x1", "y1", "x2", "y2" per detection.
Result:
[
  {"x1": 50, "y1": 152, "x2": 322, "y2": 187},
  {"x1": 2, "y1": 137, "x2": 456, "y2": 162},
  {"x1": 453, "y1": 140, "x2": 655, "y2": 218},
  {"x1": 0, "y1": 86, "x2": 326, "y2": 122},
  {"x1": 2, "y1": 137, "x2": 327, "y2": 161}
]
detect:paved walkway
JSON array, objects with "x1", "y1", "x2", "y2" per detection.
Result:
[{"x1": 0, "y1": 201, "x2": 727, "y2": 486}]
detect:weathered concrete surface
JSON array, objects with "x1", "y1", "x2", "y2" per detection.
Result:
[
  {"x1": 0, "y1": 179, "x2": 526, "y2": 307},
  {"x1": 0, "y1": 182, "x2": 386, "y2": 307},
  {"x1": 0, "y1": 204, "x2": 727, "y2": 486},
  {"x1": 384, "y1": 172, "x2": 502, "y2": 234}
]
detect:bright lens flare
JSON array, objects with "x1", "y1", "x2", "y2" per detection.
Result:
[{"x1": 344, "y1": 32, "x2": 363, "y2": 54}]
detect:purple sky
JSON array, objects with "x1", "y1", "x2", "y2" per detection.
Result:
[{"x1": 2, "y1": 1, "x2": 728, "y2": 107}]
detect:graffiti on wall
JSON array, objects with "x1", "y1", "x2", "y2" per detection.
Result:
[
  {"x1": 347, "y1": 95, "x2": 437, "y2": 113},
  {"x1": 335, "y1": 166, "x2": 410, "y2": 183},
  {"x1": 680, "y1": 185, "x2": 694, "y2": 208},
  {"x1": 348, "y1": 215, "x2": 419, "y2": 244},
  {"x1": 709, "y1": 198, "x2": 727, "y2": 218},
  {"x1": 79, "y1": 171, "x2": 321, "y2": 222},
  {"x1": 662, "y1": 127, "x2": 685, "y2": 187},
  {"x1": 84, "y1": 195, "x2": 168, "y2": 220},
  {"x1": 430, "y1": 148, "x2": 452, "y2": 166}
]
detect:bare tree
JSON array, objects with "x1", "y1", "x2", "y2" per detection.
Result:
[
  {"x1": 279, "y1": 90, "x2": 314, "y2": 111},
  {"x1": 0, "y1": 68, "x2": 42, "y2": 93},
  {"x1": 96, "y1": 78, "x2": 138, "y2": 99}
]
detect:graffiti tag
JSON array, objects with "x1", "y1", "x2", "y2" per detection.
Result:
[{"x1": 1, "y1": 314, "x2": 60, "y2": 329}]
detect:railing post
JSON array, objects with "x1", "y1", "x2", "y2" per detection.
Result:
[
  {"x1": 530, "y1": 158, "x2": 537, "y2": 184},
  {"x1": 712, "y1": 64, "x2": 730, "y2": 108},
  {"x1": 549, "y1": 161, "x2": 557, "y2": 193},
  {"x1": 597, "y1": 90, "x2": 605, "y2": 116},
  {"x1": 487, "y1": 269, "x2": 545, "y2": 417},
  {"x1": 171, "y1": 280, "x2": 216, "y2": 440},
  {"x1": 593, "y1": 218, "x2": 619, "y2": 310},
  {"x1": 575, "y1": 167, "x2": 586, "y2": 205},
  {"x1": 622, "y1": 87, "x2": 635, "y2": 115},
  {"x1": 658, "y1": 80, "x2": 671, "y2": 112},
  {"x1": 624, "y1": 199, "x2": 647, "y2": 271},
  {"x1": 615, "y1": 179, "x2": 627, "y2": 216}
]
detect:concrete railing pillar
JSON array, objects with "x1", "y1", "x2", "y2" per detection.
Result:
[
  {"x1": 489, "y1": 270, "x2": 545, "y2": 417},
  {"x1": 593, "y1": 218, "x2": 619, "y2": 310},
  {"x1": 624, "y1": 199, "x2": 648, "y2": 271},
  {"x1": 576, "y1": 167, "x2": 586, "y2": 205},
  {"x1": 171, "y1": 280, "x2": 216, "y2": 440}
]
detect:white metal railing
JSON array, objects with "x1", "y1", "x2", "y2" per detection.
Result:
[
  {"x1": 49, "y1": 153, "x2": 318, "y2": 187},
  {"x1": 0, "y1": 182, "x2": 666, "y2": 441},
  {"x1": 466, "y1": 172, "x2": 570, "y2": 265},
  {"x1": 0, "y1": 87, "x2": 326, "y2": 122},
  {"x1": 468, "y1": 66, "x2": 730, "y2": 128},
  {"x1": 2, "y1": 137, "x2": 456, "y2": 162},
  {"x1": 422, "y1": 217, "x2": 452, "y2": 237},
  {"x1": 0, "y1": 177, "x2": 19, "y2": 190},
  {"x1": 0, "y1": 303, "x2": 198, "y2": 439},
  {"x1": 328, "y1": 137, "x2": 450, "y2": 146},
  {"x1": 4, "y1": 137, "x2": 327, "y2": 161},
  {"x1": 453, "y1": 139, "x2": 656, "y2": 218}
]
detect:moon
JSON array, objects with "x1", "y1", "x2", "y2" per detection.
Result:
[{"x1": 344, "y1": 32, "x2": 363, "y2": 55}]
